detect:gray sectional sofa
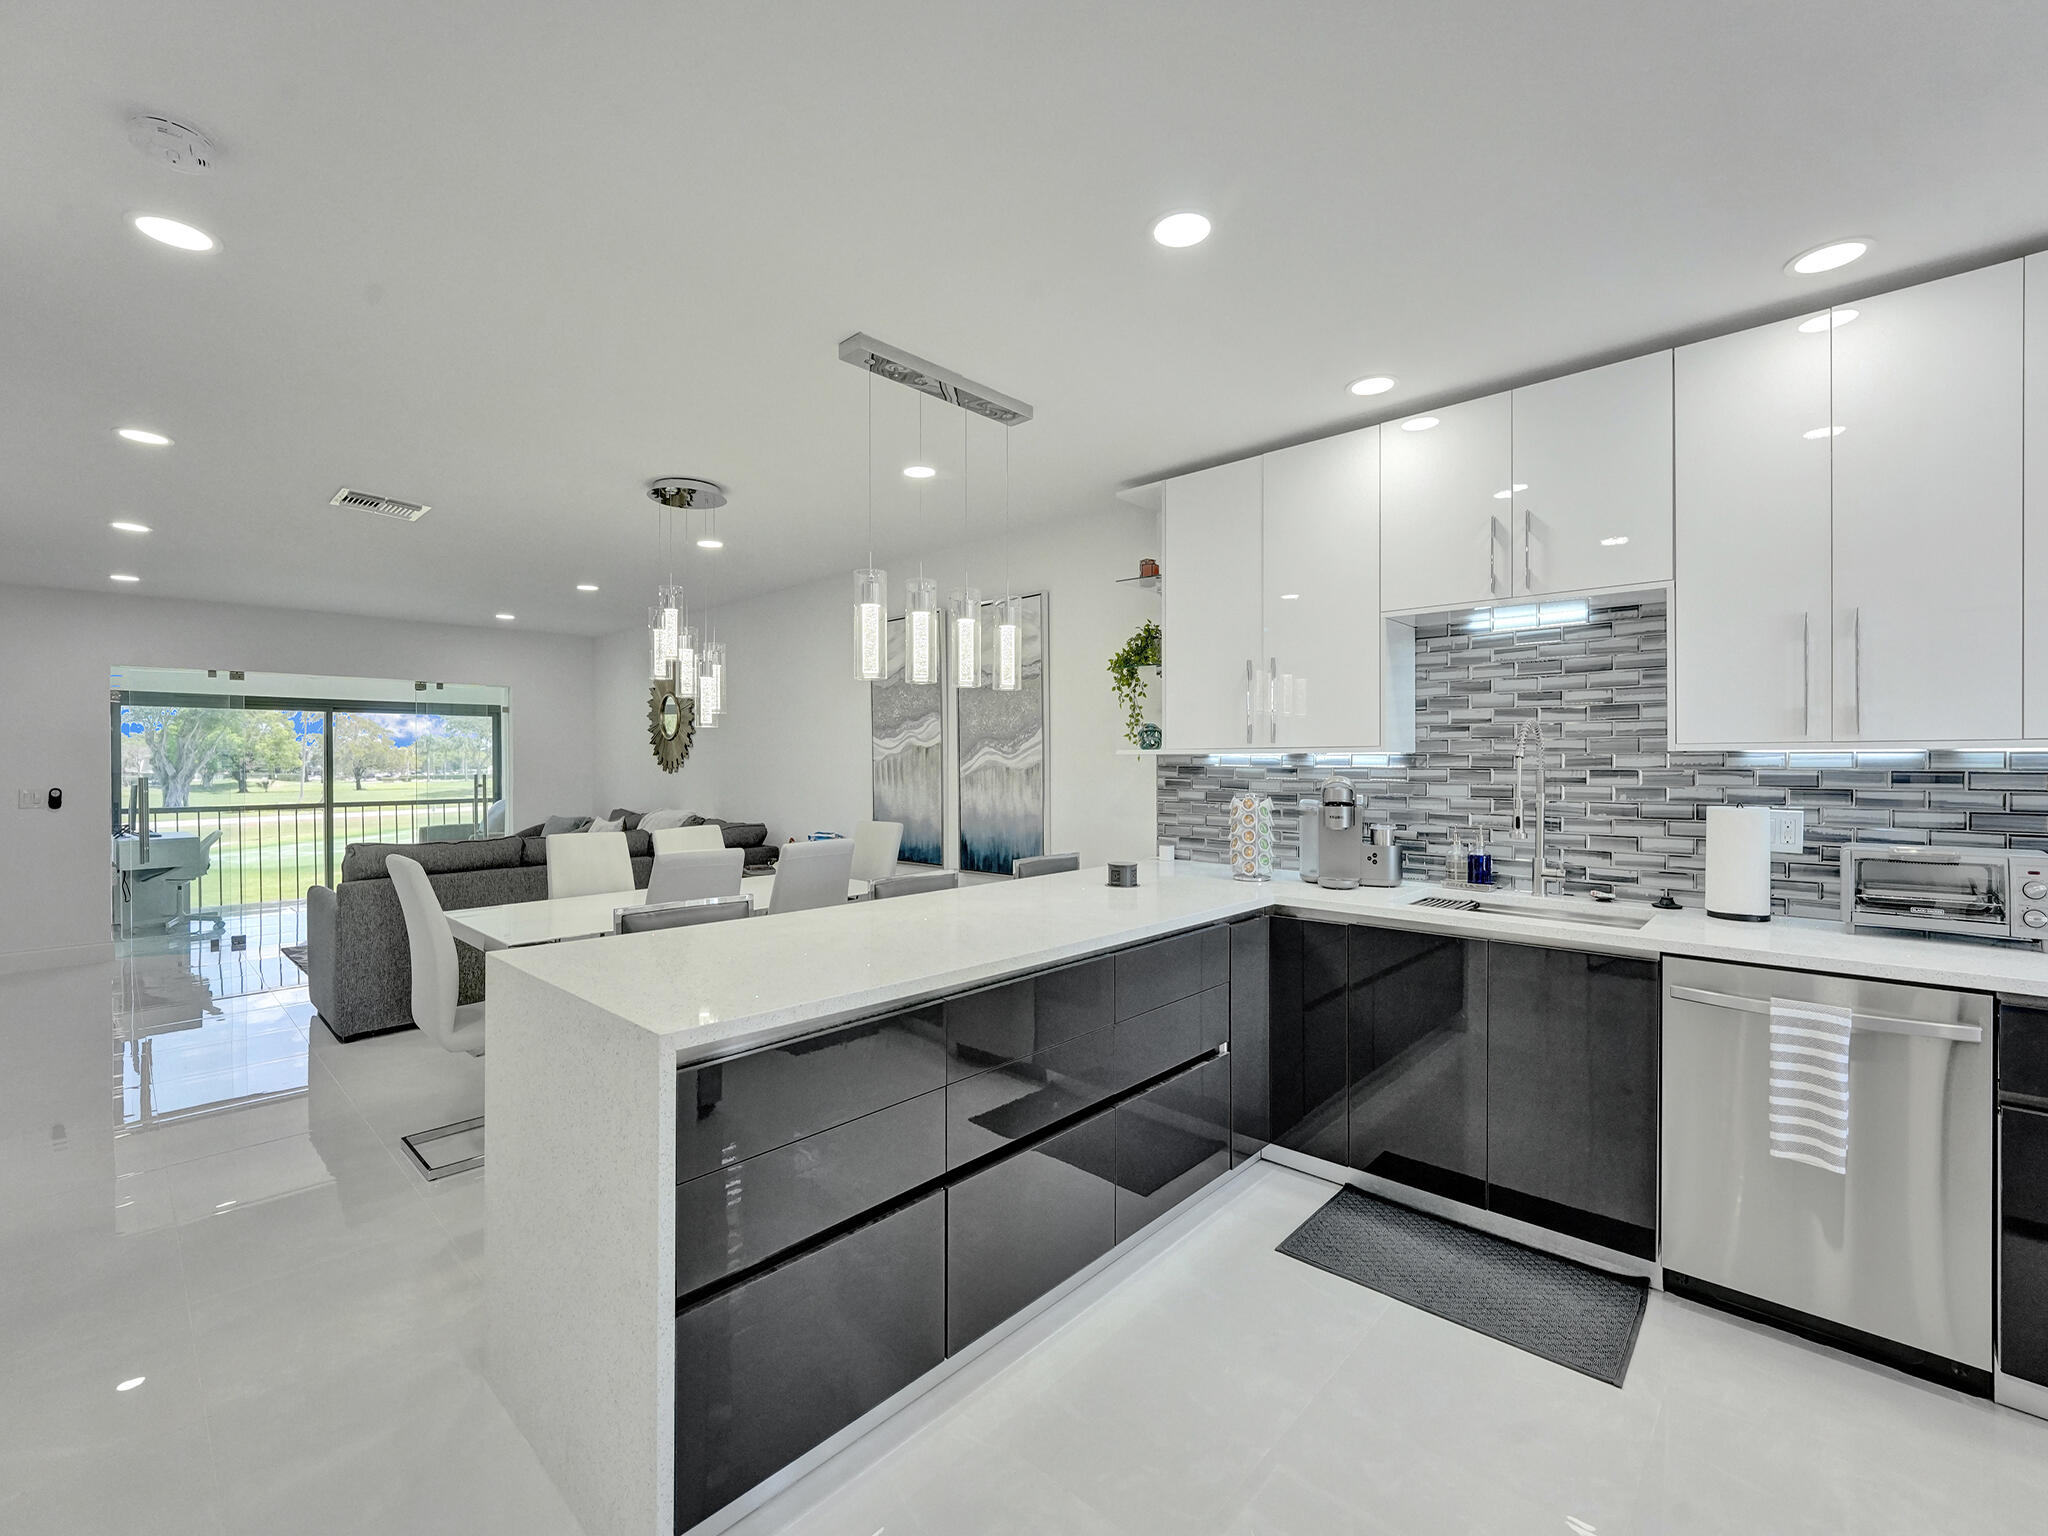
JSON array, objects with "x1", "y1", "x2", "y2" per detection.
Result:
[{"x1": 304, "y1": 813, "x2": 776, "y2": 1041}]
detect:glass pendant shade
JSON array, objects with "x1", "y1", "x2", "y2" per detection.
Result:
[
  {"x1": 647, "y1": 607, "x2": 671, "y2": 681},
  {"x1": 951, "y1": 586, "x2": 983, "y2": 690},
  {"x1": 854, "y1": 568, "x2": 888, "y2": 681},
  {"x1": 674, "y1": 622, "x2": 699, "y2": 698},
  {"x1": 699, "y1": 642, "x2": 726, "y2": 724},
  {"x1": 993, "y1": 595, "x2": 1023, "y2": 691},
  {"x1": 905, "y1": 575, "x2": 939, "y2": 686}
]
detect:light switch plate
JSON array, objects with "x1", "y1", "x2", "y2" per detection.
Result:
[{"x1": 17, "y1": 789, "x2": 36, "y2": 809}]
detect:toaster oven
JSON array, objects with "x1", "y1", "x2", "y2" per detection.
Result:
[{"x1": 1842, "y1": 846, "x2": 2048, "y2": 945}]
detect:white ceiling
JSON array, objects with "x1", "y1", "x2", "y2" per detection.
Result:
[{"x1": 7, "y1": 0, "x2": 2048, "y2": 636}]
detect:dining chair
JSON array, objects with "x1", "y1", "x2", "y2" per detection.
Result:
[
  {"x1": 547, "y1": 830, "x2": 633, "y2": 898},
  {"x1": 1013, "y1": 852, "x2": 1081, "y2": 879},
  {"x1": 651, "y1": 824, "x2": 727, "y2": 855},
  {"x1": 872, "y1": 870, "x2": 959, "y2": 900},
  {"x1": 849, "y1": 820, "x2": 904, "y2": 887},
  {"x1": 646, "y1": 847, "x2": 744, "y2": 905},
  {"x1": 765, "y1": 839, "x2": 858, "y2": 914},
  {"x1": 614, "y1": 895, "x2": 752, "y2": 934},
  {"x1": 387, "y1": 854, "x2": 486, "y2": 1178}
]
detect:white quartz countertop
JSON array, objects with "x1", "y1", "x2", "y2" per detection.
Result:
[{"x1": 492, "y1": 859, "x2": 2048, "y2": 1066}]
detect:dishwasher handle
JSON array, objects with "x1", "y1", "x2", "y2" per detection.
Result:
[{"x1": 1666, "y1": 983, "x2": 1983, "y2": 1044}]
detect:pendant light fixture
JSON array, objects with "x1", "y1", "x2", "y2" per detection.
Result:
[
  {"x1": 646, "y1": 478, "x2": 726, "y2": 698},
  {"x1": 854, "y1": 371, "x2": 888, "y2": 681},
  {"x1": 950, "y1": 403, "x2": 983, "y2": 690},
  {"x1": 992, "y1": 423, "x2": 1021, "y2": 691},
  {"x1": 904, "y1": 395, "x2": 939, "y2": 686},
  {"x1": 696, "y1": 507, "x2": 725, "y2": 727}
]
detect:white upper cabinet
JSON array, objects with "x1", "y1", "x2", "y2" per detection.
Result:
[
  {"x1": 1263, "y1": 428, "x2": 1384, "y2": 750},
  {"x1": 1380, "y1": 394, "x2": 1513, "y2": 614},
  {"x1": 1511, "y1": 351, "x2": 1674, "y2": 595},
  {"x1": 2026, "y1": 253, "x2": 2048, "y2": 737},
  {"x1": 1830, "y1": 260, "x2": 2023, "y2": 743},
  {"x1": 1160, "y1": 457, "x2": 1264, "y2": 749},
  {"x1": 1672, "y1": 315, "x2": 1834, "y2": 746}
]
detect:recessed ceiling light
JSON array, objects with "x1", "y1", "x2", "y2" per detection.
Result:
[
  {"x1": 1151, "y1": 211, "x2": 1211, "y2": 248},
  {"x1": 1600, "y1": 536, "x2": 1630, "y2": 547},
  {"x1": 1803, "y1": 425, "x2": 1845, "y2": 439},
  {"x1": 1400, "y1": 416, "x2": 1440, "y2": 432},
  {"x1": 110, "y1": 572, "x2": 140, "y2": 583},
  {"x1": 902, "y1": 464, "x2": 936, "y2": 479},
  {"x1": 1347, "y1": 375, "x2": 1397, "y2": 397},
  {"x1": 1786, "y1": 239, "x2": 1870, "y2": 276},
  {"x1": 575, "y1": 583, "x2": 599, "y2": 592},
  {"x1": 110, "y1": 520, "x2": 152, "y2": 534},
  {"x1": 695, "y1": 537, "x2": 724, "y2": 549},
  {"x1": 1279, "y1": 593, "x2": 1301, "y2": 601},
  {"x1": 495, "y1": 613, "x2": 516, "y2": 622},
  {"x1": 1797, "y1": 307, "x2": 1859, "y2": 333},
  {"x1": 132, "y1": 214, "x2": 216, "y2": 252},
  {"x1": 115, "y1": 1377, "x2": 146, "y2": 1393},
  {"x1": 116, "y1": 428, "x2": 171, "y2": 446},
  {"x1": 1491, "y1": 484, "x2": 1529, "y2": 500}
]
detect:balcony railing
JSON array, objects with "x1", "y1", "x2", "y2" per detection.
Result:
[{"x1": 142, "y1": 794, "x2": 493, "y2": 913}]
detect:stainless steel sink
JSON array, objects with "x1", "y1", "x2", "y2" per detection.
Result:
[{"x1": 1408, "y1": 892, "x2": 1654, "y2": 931}]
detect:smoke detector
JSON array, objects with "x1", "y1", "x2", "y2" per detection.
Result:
[
  {"x1": 330, "y1": 487, "x2": 431, "y2": 522},
  {"x1": 127, "y1": 115, "x2": 218, "y2": 174},
  {"x1": 646, "y1": 478, "x2": 727, "y2": 510}
]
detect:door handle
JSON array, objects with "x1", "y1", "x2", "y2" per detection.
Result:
[
  {"x1": 1521, "y1": 509, "x2": 1534, "y2": 593},
  {"x1": 1244, "y1": 658, "x2": 1253, "y2": 745},
  {"x1": 1801, "y1": 612, "x2": 1812, "y2": 738},
  {"x1": 1665, "y1": 984, "x2": 1983, "y2": 1044},
  {"x1": 1849, "y1": 607, "x2": 1862, "y2": 736},
  {"x1": 1268, "y1": 657, "x2": 1279, "y2": 743},
  {"x1": 1487, "y1": 517, "x2": 1502, "y2": 597}
]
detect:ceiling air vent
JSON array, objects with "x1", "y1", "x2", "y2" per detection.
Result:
[{"x1": 330, "y1": 487, "x2": 431, "y2": 522}]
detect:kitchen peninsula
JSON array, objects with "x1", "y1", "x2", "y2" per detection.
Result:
[{"x1": 485, "y1": 860, "x2": 2048, "y2": 1536}]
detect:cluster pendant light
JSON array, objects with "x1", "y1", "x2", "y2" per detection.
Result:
[{"x1": 648, "y1": 480, "x2": 733, "y2": 722}]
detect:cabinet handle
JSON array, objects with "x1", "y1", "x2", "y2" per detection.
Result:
[
  {"x1": 1244, "y1": 658, "x2": 1254, "y2": 745},
  {"x1": 1850, "y1": 607, "x2": 1862, "y2": 736},
  {"x1": 1801, "y1": 612, "x2": 1812, "y2": 738},
  {"x1": 1487, "y1": 518, "x2": 1501, "y2": 597},
  {"x1": 1268, "y1": 657, "x2": 1279, "y2": 743},
  {"x1": 1521, "y1": 509, "x2": 1535, "y2": 593}
]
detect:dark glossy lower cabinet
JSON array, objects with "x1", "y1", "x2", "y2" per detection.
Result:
[
  {"x1": 675, "y1": 1192, "x2": 945, "y2": 1531},
  {"x1": 1346, "y1": 927, "x2": 1488, "y2": 1208},
  {"x1": 946, "y1": 1112, "x2": 1118, "y2": 1352},
  {"x1": 1114, "y1": 1053, "x2": 1230, "y2": 1241},
  {"x1": 1227, "y1": 916, "x2": 1270, "y2": 1163},
  {"x1": 1267, "y1": 918, "x2": 1349, "y2": 1163},
  {"x1": 1485, "y1": 943, "x2": 1658, "y2": 1257},
  {"x1": 2003, "y1": 1106, "x2": 2048, "y2": 1387}
]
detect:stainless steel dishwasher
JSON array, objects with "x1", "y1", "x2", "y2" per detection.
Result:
[{"x1": 1662, "y1": 956, "x2": 1994, "y2": 1385}]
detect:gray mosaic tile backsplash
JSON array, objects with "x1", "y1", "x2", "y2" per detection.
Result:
[{"x1": 1155, "y1": 599, "x2": 2048, "y2": 916}]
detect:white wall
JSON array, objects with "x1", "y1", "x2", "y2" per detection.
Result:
[
  {"x1": 0, "y1": 582, "x2": 597, "y2": 964},
  {"x1": 595, "y1": 506, "x2": 1160, "y2": 868}
]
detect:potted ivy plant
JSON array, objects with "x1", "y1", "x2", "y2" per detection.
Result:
[{"x1": 1107, "y1": 620, "x2": 1161, "y2": 748}]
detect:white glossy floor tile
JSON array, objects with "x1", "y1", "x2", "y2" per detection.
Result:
[{"x1": 9, "y1": 920, "x2": 2048, "y2": 1536}]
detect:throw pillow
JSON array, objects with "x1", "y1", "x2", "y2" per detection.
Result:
[
  {"x1": 588, "y1": 816, "x2": 624, "y2": 834},
  {"x1": 608, "y1": 808, "x2": 645, "y2": 831},
  {"x1": 541, "y1": 814, "x2": 593, "y2": 836},
  {"x1": 638, "y1": 807, "x2": 696, "y2": 832}
]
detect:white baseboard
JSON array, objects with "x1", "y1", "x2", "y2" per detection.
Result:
[
  {"x1": 1256, "y1": 1144, "x2": 1664, "y2": 1285},
  {"x1": 0, "y1": 940, "x2": 116, "y2": 977}
]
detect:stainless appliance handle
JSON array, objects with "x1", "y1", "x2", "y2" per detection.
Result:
[
  {"x1": 1802, "y1": 612, "x2": 1812, "y2": 738},
  {"x1": 1665, "y1": 983, "x2": 1983, "y2": 1043},
  {"x1": 1521, "y1": 508, "x2": 1534, "y2": 593},
  {"x1": 1244, "y1": 658, "x2": 1253, "y2": 745},
  {"x1": 1268, "y1": 657, "x2": 1278, "y2": 744},
  {"x1": 1487, "y1": 517, "x2": 1501, "y2": 597}
]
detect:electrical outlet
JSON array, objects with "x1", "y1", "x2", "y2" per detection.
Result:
[{"x1": 1767, "y1": 808, "x2": 1805, "y2": 853}]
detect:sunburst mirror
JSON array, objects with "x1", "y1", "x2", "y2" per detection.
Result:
[{"x1": 647, "y1": 679, "x2": 697, "y2": 773}]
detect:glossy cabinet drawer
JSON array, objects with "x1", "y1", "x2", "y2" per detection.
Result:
[
  {"x1": 1111, "y1": 986, "x2": 1227, "y2": 1088},
  {"x1": 1113, "y1": 1052, "x2": 1231, "y2": 1242},
  {"x1": 945, "y1": 1113, "x2": 1117, "y2": 1354},
  {"x1": 1113, "y1": 926, "x2": 1227, "y2": 1021},
  {"x1": 675, "y1": 1191, "x2": 945, "y2": 1531},
  {"x1": 2004, "y1": 1106, "x2": 2048, "y2": 1387},
  {"x1": 2001, "y1": 997, "x2": 2048, "y2": 1103},
  {"x1": 675, "y1": 1090, "x2": 944, "y2": 1298},
  {"x1": 677, "y1": 1003, "x2": 946, "y2": 1181},
  {"x1": 943, "y1": 957, "x2": 1112, "y2": 1081}
]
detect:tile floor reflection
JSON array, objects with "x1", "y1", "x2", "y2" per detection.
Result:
[{"x1": 5, "y1": 937, "x2": 2048, "y2": 1536}]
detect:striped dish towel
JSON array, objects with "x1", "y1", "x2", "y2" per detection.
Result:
[{"x1": 1768, "y1": 998, "x2": 1853, "y2": 1174}]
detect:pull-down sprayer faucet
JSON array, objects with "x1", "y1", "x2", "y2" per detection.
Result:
[{"x1": 1510, "y1": 721, "x2": 1552, "y2": 897}]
